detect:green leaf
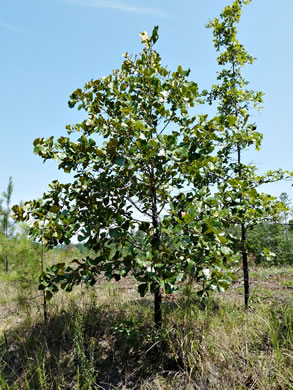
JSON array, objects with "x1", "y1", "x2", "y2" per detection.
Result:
[
  {"x1": 115, "y1": 156, "x2": 125, "y2": 167},
  {"x1": 109, "y1": 228, "x2": 122, "y2": 239},
  {"x1": 50, "y1": 205, "x2": 59, "y2": 213},
  {"x1": 151, "y1": 25, "x2": 159, "y2": 44},
  {"x1": 138, "y1": 283, "x2": 148, "y2": 297},
  {"x1": 45, "y1": 291, "x2": 53, "y2": 300}
]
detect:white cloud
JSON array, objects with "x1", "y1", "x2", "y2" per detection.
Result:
[
  {"x1": 0, "y1": 21, "x2": 24, "y2": 34},
  {"x1": 64, "y1": 0, "x2": 166, "y2": 17}
]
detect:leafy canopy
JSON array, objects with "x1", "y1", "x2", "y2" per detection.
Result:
[{"x1": 13, "y1": 27, "x2": 234, "y2": 300}]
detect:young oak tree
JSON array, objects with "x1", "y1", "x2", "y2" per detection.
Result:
[
  {"x1": 207, "y1": 0, "x2": 290, "y2": 307},
  {"x1": 13, "y1": 27, "x2": 234, "y2": 327}
]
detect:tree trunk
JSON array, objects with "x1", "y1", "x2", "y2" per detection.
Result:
[
  {"x1": 241, "y1": 223, "x2": 249, "y2": 308},
  {"x1": 150, "y1": 164, "x2": 162, "y2": 328},
  {"x1": 5, "y1": 258, "x2": 8, "y2": 274},
  {"x1": 238, "y1": 145, "x2": 250, "y2": 308},
  {"x1": 43, "y1": 292, "x2": 48, "y2": 324},
  {"x1": 41, "y1": 240, "x2": 48, "y2": 324},
  {"x1": 154, "y1": 287, "x2": 162, "y2": 328}
]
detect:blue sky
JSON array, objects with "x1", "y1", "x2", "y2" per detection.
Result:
[{"x1": 1, "y1": 0, "x2": 292, "y2": 205}]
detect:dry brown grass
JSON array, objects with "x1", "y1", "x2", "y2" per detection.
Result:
[{"x1": 0, "y1": 264, "x2": 292, "y2": 389}]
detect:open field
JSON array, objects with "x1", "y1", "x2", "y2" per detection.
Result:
[{"x1": 0, "y1": 263, "x2": 292, "y2": 389}]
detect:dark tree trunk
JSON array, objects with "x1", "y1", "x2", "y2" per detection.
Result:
[
  {"x1": 5, "y1": 258, "x2": 8, "y2": 274},
  {"x1": 41, "y1": 240, "x2": 48, "y2": 324},
  {"x1": 241, "y1": 223, "x2": 249, "y2": 308},
  {"x1": 154, "y1": 287, "x2": 162, "y2": 327},
  {"x1": 238, "y1": 144, "x2": 250, "y2": 308},
  {"x1": 43, "y1": 293, "x2": 48, "y2": 324},
  {"x1": 150, "y1": 163, "x2": 162, "y2": 328}
]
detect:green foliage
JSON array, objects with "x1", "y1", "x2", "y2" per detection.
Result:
[
  {"x1": 13, "y1": 26, "x2": 236, "y2": 320},
  {"x1": 247, "y1": 222, "x2": 293, "y2": 265},
  {"x1": 206, "y1": 0, "x2": 289, "y2": 227},
  {"x1": 0, "y1": 177, "x2": 14, "y2": 238},
  {"x1": 0, "y1": 177, "x2": 15, "y2": 274},
  {"x1": 12, "y1": 1, "x2": 292, "y2": 319},
  {"x1": 244, "y1": 193, "x2": 293, "y2": 265},
  {"x1": 0, "y1": 233, "x2": 40, "y2": 280}
]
